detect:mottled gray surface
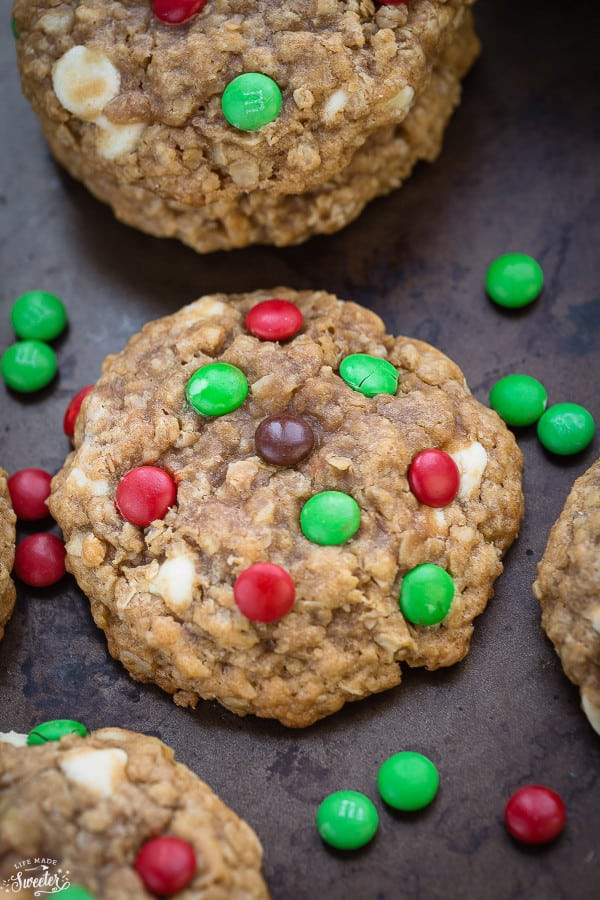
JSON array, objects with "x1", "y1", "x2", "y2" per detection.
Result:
[{"x1": 1, "y1": 1, "x2": 599, "y2": 898}]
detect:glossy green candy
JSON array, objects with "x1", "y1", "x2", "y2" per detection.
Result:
[
  {"x1": 11, "y1": 290, "x2": 67, "y2": 341},
  {"x1": 186, "y1": 362, "x2": 248, "y2": 416},
  {"x1": 399, "y1": 563, "x2": 455, "y2": 626},
  {"x1": 537, "y1": 402, "x2": 595, "y2": 455},
  {"x1": 11, "y1": 16, "x2": 19, "y2": 39},
  {"x1": 489, "y1": 374, "x2": 548, "y2": 426},
  {"x1": 1, "y1": 340, "x2": 57, "y2": 392},
  {"x1": 485, "y1": 253, "x2": 543, "y2": 308},
  {"x1": 27, "y1": 719, "x2": 88, "y2": 745},
  {"x1": 377, "y1": 751, "x2": 439, "y2": 811},
  {"x1": 300, "y1": 491, "x2": 361, "y2": 545},
  {"x1": 57, "y1": 887, "x2": 95, "y2": 900},
  {"x1": 339, "y1": 354, "x2": 398, "y2": 398},
  {"x1": 316, "y1": 790, "x2": 379, "y2": 850},
  {"x1": 222, "y1": 73, "x2": 282, "y2": 131}
]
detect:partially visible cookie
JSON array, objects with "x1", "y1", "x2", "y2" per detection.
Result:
[
  {"x1": 49, "y1": 289, "x2": 524, "y2": 727},
  {"x1": 0, "y1": 726, "x2": 268, "y2": 898},
  {"x1": 0, "y1": 468, "x2": 16, "y2": 642},
  {"x1": 533, "y1": 459, "x2": 600, "y2": 736}
]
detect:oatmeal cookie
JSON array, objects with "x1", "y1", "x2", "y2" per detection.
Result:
[
  {"x1": 0, "y1": 727, "x2": 268, "y2": 898},
  {"x1": 0, "y1": 468, "x2": 16, "y2": 642},
  {"x1": 13, "y1": 0, "x2": 479, "y2": 251},
  {"x1": 533, "y1": 459, "x2": 600, "y2": 736},
  {"x1": 49, "y1": 289, "x2": 524, "y2": 727}
]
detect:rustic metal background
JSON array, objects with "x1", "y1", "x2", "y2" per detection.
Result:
[{"x1": 1, "y1": 1, "x2": 599, "y2": 897}]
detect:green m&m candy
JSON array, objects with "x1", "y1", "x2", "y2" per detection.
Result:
[
  {"x1": 11, "y1": 290, "x2": 67, "y2": 341},
  {"x1": 485, "y1": 253, "x2": 543, "y2": 308},
  {"x1": 316, "y1": 790, "x2": 379, "y2": 850},
  {"x1": 377, "y1": 751, "x2": 439, "y2": 811},
  {"x1": 11, "y1": 16, "x2": 19, "y2": 39},
  {"x1": 339, "y1": 354, "x2": 398, "y2": 398},
  {"x1": 1, "y1": 340, "x2": 57, "y2": 392},
  {"x1": 300, "y1": 491, "x2": 361, "y2": 545},
  {"x1": 399, "y1": 563, "x2": 455, "y2": 626},
  {"x1": 222, "y1": 73, "x2": 282, "y2": 131},
  {"x1": 537, "y1": 402, "x2": 595, "y2": 455},
  {"x1": 489, "y1": 373, "x2": 548, "y2": 426},
  {"x1": 186, "y1": 362, "x2": 248, "y2": 416},
  {"x1": 57, "y1": 887, "x2": 95, "y2": 900},
  {"x1": 27, "y1": 718, "x2": 88, "y2": 745}
]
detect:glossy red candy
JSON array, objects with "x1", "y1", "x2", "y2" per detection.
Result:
[
  {"x1": 8, "y1": 468, "x2": 52, "y2": 520},
  {"x1": 504, "y1": 785, "x2": 566, "y2": 845},
  {"x1": 135, "y1": 836, "x2": 196, "y2": 896},
  {"x1": 63, "y1": 385, "x2": 94, "y2": 438},
  {"x1": 408, "y1": 449, "x2": 460, "y2": 507},
  {"x1": 245, "y1": 300, "x2": 304, "y2": 341},
  {"x1": 115, "y1": 466, "x2": 177, "y2": 527},
  {"x1": 153, "y1": 0, "x2": 206, "y2": 24},
  {"x1": 13, "y1": 533, "x2": 66, "y2": 587},
  {"x1": 234, "y1": 562, "x2": 295, "y2": 623}
]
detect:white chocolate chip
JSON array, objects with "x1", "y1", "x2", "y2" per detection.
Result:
[
  {"x1": 53, "y1": 46, "x2": 121, "y2": 120},
  {"x1": 150, "y1": 556, "x2": 196, "y2": 615},
  {"x1": 451, "y1": 442, "x2": 488, "y2": 500},
  {"x1": 384, "y1": 85, "x2": 415, "y2": 118},
  {"x1": 194, "y1": 297, "x2": 227, "y2": 318},
  {"x1": 59, "y1": 748, "x2": 128, "y2": 797},
  {"x1": 66, "y1": 467, "x2": 110, "y2": 495},
  {"x1": 322, "y1": 89, "x2": 349, "y2": 124},
  {"x1": 94, "y1": 116, "x2": 144, "y2": 160},
  {"x1": 0, "y1": 731, "x2": 28, "y2": 747},
  {"x1": 39, "y1": 10, "x2": 74, "y2": 35},
  {"x1": 590, "y1": 606, "x2": 600, "y2": 633},
  {"x1": 581, "y1": 691, "x2": 600, "y2": 736}
]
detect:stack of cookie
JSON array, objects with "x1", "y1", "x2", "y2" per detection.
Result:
[
  {"x1": 0, "y1": 469, "x2": 16, "y2": 643},
  {"x1": 13, "y1": 0, "x2": 479, "y2": 251}
]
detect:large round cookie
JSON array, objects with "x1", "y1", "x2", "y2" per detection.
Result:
[
  {"x1": 0, "y1": 468, "x2": 16, "y2": 642},
  {"x1": 0, "y1": 727, "x2": 268, "y2": 898},
  {"x1": 49, "y1": 289, "x2": 524, "y2": 727},
  {"x1": 533, "y1": 459, "x2": 600, "y2": 736},
  {"x1": 13, "y1": 0, "x2": 479, "y2": 251}
]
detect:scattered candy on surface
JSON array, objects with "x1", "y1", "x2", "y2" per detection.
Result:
[
  {"x1": 27, "y1": 719, "x2": 88, "y2": 745},
  {"x1": 135, "y1": 836, "x2": 197, "y2": 896},
  {"x1": 1, "y1": 340, "x2": 57, "y2": 393},
  {"x1": 186, "y1": 362, "x2": 248, "y2": 417},
  {"x1": 234, "y1": 562, "x2": 295, "y2": 623},
  {"x1": 55, "y1": 887, "x2": 95, "y2": 900},
  {"x1": 153, "y1": 0, "x2": 206, "y2": 23},
  {"x1": 7, "y1": 468, "x2": 52, "y2": 520},
  {"x1": 245, "y1": 299, "x2": 304, "y2": 341},
  {"x1": 489, "y1": 374, "x2": 548, "y2": 426},
  {"x1": 504, "y1": 785, "x2": 566, "y2": 845},
  {"x1": 63, "y1": 385, "x2": 95, "y2": 437},
  {"x1": 485, "y1": 253, "x2": 543, "y2": 308},
  {"x1": 300, "y1": 491, "x2": 361, "y2": 546},
  {"x1": 316, "y1": 790, "x2": 379, "y2": 850},
  {"x1": 537, "y1": 402, "x2": 595, "y2": 455},
  {"x1": 13, "y1": 533, "x2": 66, "y2": 588},
  {"x1": 399, "y1": 563, "x2": 455, "y2": 626},
  {"x1": 377, "y1": 751, "x2": 439, "y2": 811},
  {"x1": 10, "y1": 290, "x2": 67, "y2": 342},
  {"x1": 116, "y1": 466, "x2": 177, "y2": 527},
  {"x1": 339, "y1": 354, "x2": 398, "y2": 398},
  {"x1": 222, "y1": 73, "x2": 283, "y2": 131},
  {"x1": 408, "y1": 450, "x2": 460, "y2": 507},
  {"x1": 255, "y1": 414, "x2": 315, "y2": 466}
]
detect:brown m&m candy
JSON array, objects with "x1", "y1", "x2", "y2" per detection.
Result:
[{"x1": 255, "y1": 414, "x2": 315, "y2": 466}]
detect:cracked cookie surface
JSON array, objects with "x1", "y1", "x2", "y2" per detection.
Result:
[
  {"x1": 13, "y1": 0, "x2": 478, "y2": 250},
  {"x1": 533, "y1": 459, "x2": 600, "y2": 736},
  {"x1": 0, "y1": 468, "x2": 16, "y2": 642},
  {"x1": 49, "y1": 289, "x2": 524, "y2": 727}
]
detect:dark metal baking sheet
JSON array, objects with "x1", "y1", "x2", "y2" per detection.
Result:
[{"x1": 1, "y1": 1, "x2": 599, "y2": 897}]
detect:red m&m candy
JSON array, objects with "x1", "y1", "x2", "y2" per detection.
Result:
[
  {"x1": 153, "y1": 0, "x2": 206, "y2": 24},
  {"x1": 408, "y1": 449, "x2": 460, "y2": 507},
  {"x1": 115, "y1": 466, "x2": 176, "y2": 527},
  {"x1": 234, "y1": 562, "x2": 295, "y2": 623},
  {"x1": 8, "y1": 468, "x2": 52, "y2": 520},
  {"x1": 63, "y1": 385, "x2": 94, "y2": 438},
  {"x1": 504, "y1": 785, "x2": 566, "y2": 845},
  {"x1": 13, "y1": 533, "x2": 66, "y2": 587},
  {"x1": 245, "y1": 300, "x2": 303, "y2": 342},
  {"x1": 135, "y1": 836, "x2": 196, "y2": 896}
]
